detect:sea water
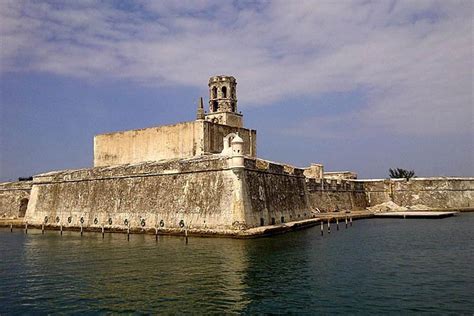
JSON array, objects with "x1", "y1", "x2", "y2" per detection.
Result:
[{"x1": 1, "y1": 213, "x2": 473, "y2": 314}]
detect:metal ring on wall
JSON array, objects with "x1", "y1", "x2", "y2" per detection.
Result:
[
  {"x1": 80, "y1": 217, "x2": 84, "y2": 224},
  {"x1": 44, "y1": 216, "x2": 48, "y2": 223},
  {"x1": 108, "y1": 218, "x2": 112, "y2": 225},
  {"x1": 179, "y1": 220, "x2": 185, "y2": 228},
  {"x1": 68, "y1": 216, "x2": 72, "y2": 223},
  {"x1": 159, "y1": 220, "x2": 164, "y2": 227},
  {"x1": 94, "y1": 218, "x2": 98, "y2": 225},
  {"x1": 141, "y1": 219, "x2": 146, "y2": 227},
  {"x1": 56, "y1": 216, "x2": 60, "y2": 223},
  {"x1": 124, "y1": 219, "x2": 129, "y2": 226}
]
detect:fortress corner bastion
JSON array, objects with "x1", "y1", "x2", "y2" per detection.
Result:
[{"x1": 1, "y1": 76, "x2": 472, "y2": 237}]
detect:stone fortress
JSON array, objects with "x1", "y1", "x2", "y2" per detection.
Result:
[{"x1": 1, "y1": 76, "x2": 473, "y2": 236}]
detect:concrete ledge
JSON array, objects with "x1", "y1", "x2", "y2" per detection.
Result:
[{"x1": 374, "y1": 211, "x2": 459, "y2": 219}]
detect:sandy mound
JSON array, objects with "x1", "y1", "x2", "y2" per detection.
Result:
[
  {"x1": 407, "y1": 204, "x2": 433, "y2": 210},
  {"x1": 367, "y1": 201, "x2": 408, "y2": 213}
]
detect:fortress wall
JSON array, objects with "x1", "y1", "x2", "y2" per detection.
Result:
[
  {"x1": 25, "y1": 157, "x2": 243, "y2": 231},
  {"x1": 360, "y1": 178, "x2": 474, "y2": 208},
  {"x1": 204, "y1": 121, "x2": 257, "y2": 157},
  {"x1": 0, "y1": 181, "x2": 32, "y2": 219},
  {"x1": 241, "y1": 159, "x2": 313, "y2": 227},
  {"x1": 94, "y1": 121, "x2": 204, "y2": 167},
  {"x1": 306, "y1": 179, "x2": 368, "y2": 212}
]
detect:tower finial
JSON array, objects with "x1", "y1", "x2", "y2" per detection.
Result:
[{"x1": 196, "y1": 97, "x2": 205, "y2": 120}]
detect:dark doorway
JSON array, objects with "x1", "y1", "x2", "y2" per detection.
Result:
[{"x1": 19, "y1": 198, "x2": 28, "y2": 217}]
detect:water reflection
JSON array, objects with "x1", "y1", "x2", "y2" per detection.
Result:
[{"x1": 1, "y1": 213, "x2": 473, "y2": 314}]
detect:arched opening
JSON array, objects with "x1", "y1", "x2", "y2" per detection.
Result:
[
  {"x1": 231, "y1": 102, "x2": 236, "y2": 112},
  {"x1": 19, "y1": 198, "x2": 28, "y2": 217},
  {"x1": 212, "y1": 86, "x2": 217, "y2": 98},
  {"x1": 212, "y1": 100, "x2": 218, "y2": 112},
  {"x1": 221, "y1": 86, "x2": 227, "y2": 98}
]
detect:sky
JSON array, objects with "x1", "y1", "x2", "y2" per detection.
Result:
[{"x1": 0, "y1": 0, "x2": 473, "y2": 181}]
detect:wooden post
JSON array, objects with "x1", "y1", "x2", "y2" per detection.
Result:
[
  {"x1": 80, "y1": 225, "x2": 83, "y2": 237},
  {"x1": 102, "y1": 225, "x2": 104, "y2": 238},
  {"x1": 25, "y1": 222, "x2": 28, "y2": 234},
  {"x1": 60, "y1": 223, "x2": 63, "y2": 236},
  {"x1": 155, "y1": 227, "x2": 158, "y2": 241},
  {"x1": 42, "y1": 224, "x2": 45, "y2": 234},
  {"x1": 336, "y1": 218, "x2": 339, "y2": 231},
  {"x1": 345, "y1": 216, "x2": 348, "y2": 228},
  {"x1": 328, "y1": 219, "x2": 331, "y2": 234},
  {"x1": 320, "y1": 221, "x2": 323, "y2": 236},
  {"x1": 10, "y1": 223, "x2": 13, "y2": 232},
  {"x1": 350, "y1": 217, "x2": 353, "y2": 226},
  {"x1": 127, "y1": 226, "x2": 130, "y2": 241},
  {"x1": 185, "y1": 227, "x2": 188, "y2": 244}
]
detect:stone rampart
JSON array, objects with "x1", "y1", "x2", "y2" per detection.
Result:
[
  {"x1": 26, "y1": 157, "x2": 241, "y2": 231},
  {"x1": 24, "y1": 156, "x2": 316, "y2": 234},
  {"x1": 0, "y1": 181, "x2": 32, "y2": 219},
  {"x1": 360, "y1": 178, "x2": 474, "y2": 208},
  {"x1": 306, "y1": 179, "x2": 367, "y2": 212},
  {"x1": 10, "y1": 157, "x2": 474, "y2": 236},
  {"x1": 241, "y1": 159, "x2": 313, "y2": 227}
]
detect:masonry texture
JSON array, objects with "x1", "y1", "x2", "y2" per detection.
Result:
[
  {"x1": 94, "y1": 121, "x2": 256, "y2": 167},
  {"x1": 360, "y1": 178, "x2": 474, "y2": 209},
  {"x1": 23, "y1": 156, "x2": 315, "y2": 234},
  {"x1": 0, "y1": 181, "x2": 32, "y2": 219},
  {"x1": 1, "y1": 75, "x2": 472, "y2": 236}
]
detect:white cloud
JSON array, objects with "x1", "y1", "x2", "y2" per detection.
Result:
[{"x1": 0, "y1": 0, "x2": 472, "y2": 136}]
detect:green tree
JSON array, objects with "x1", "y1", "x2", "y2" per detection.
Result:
[{"x1": 389, "y1": 168, "x2": 415, "y2": 180}]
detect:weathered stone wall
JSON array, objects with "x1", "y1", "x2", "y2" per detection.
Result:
[
  {"x1": 203, "y1": 121, "x2": 256, "y2": 157},
  {"x1": 17, "y1": 153, "x2": 474, "y2": 236},
  {"x1": 360, "y1": 178, "x2": 474, "y2": 208},
  {"x1": 26, "y1": 157, "x2": 242, "y2": 231},
  {"x1": 241, "y1": 159, "x2": 312, "y2": 227},
  {"x1": 93, "y1": 120, "x2": 257, "y2": 167},
  {"x1": 0, "y1": 181, "x2": 32, "y2": 218},
  {"x1": 94, "y1": 121, "x2": 204, "y2": 167},
  {"x1": 306, "y1": 179, "x2": 367, "y2": 212},
  {"x1": 24, "y1": 156, "x2": 318, "y2": 233}
]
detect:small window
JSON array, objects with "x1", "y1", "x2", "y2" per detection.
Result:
[
  {"x1": 271, "y1": 217, "x2": 276, "y2": 225},
  {"x1": 260, "y1": 218, "x2": 264, "y2": 226},
  {"x1": 222, "y1": 86, "x2": 227, "y2": 98},
  {"x1": 281, "y1": 216, "x2": 285, "y2": 223},
  {"x1": 212, "y1": 86, "x2": 217, "y2": 98}
]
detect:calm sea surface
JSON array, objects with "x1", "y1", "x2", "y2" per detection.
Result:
[{"x1": 1, "y1": 213, "x2": 473, "y2": 314}]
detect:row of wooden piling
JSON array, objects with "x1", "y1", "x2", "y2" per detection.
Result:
[
  {"x1": 320, "y1": 216, "x2": 353, "y2": 236},
  {"x1": 13, "y1": 221, "x2": 189, "y2": 243}
]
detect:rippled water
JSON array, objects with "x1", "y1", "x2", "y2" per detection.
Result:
[{"x1": 1, "y1": 213, "x2": 473, "y2": 314}]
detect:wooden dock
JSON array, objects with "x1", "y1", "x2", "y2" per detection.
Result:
[{"x1": 374, "y1": 211, "x2": 459, "y2": 219}]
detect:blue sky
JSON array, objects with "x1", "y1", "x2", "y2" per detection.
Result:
[{"x1": 0, "y1": 0, "x2": 473, "y2": 181}]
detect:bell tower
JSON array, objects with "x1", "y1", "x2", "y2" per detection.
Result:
[{"x1": 205, "y1": 75, "x2": 243, "y2": 127}]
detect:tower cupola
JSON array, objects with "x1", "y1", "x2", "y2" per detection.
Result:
[
  {"x1": 206, "y1": 75, "x2": 243, "y2": 127},
  {"x1": 209, "y1": 75, "x2": 237, "y2": 113}
]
